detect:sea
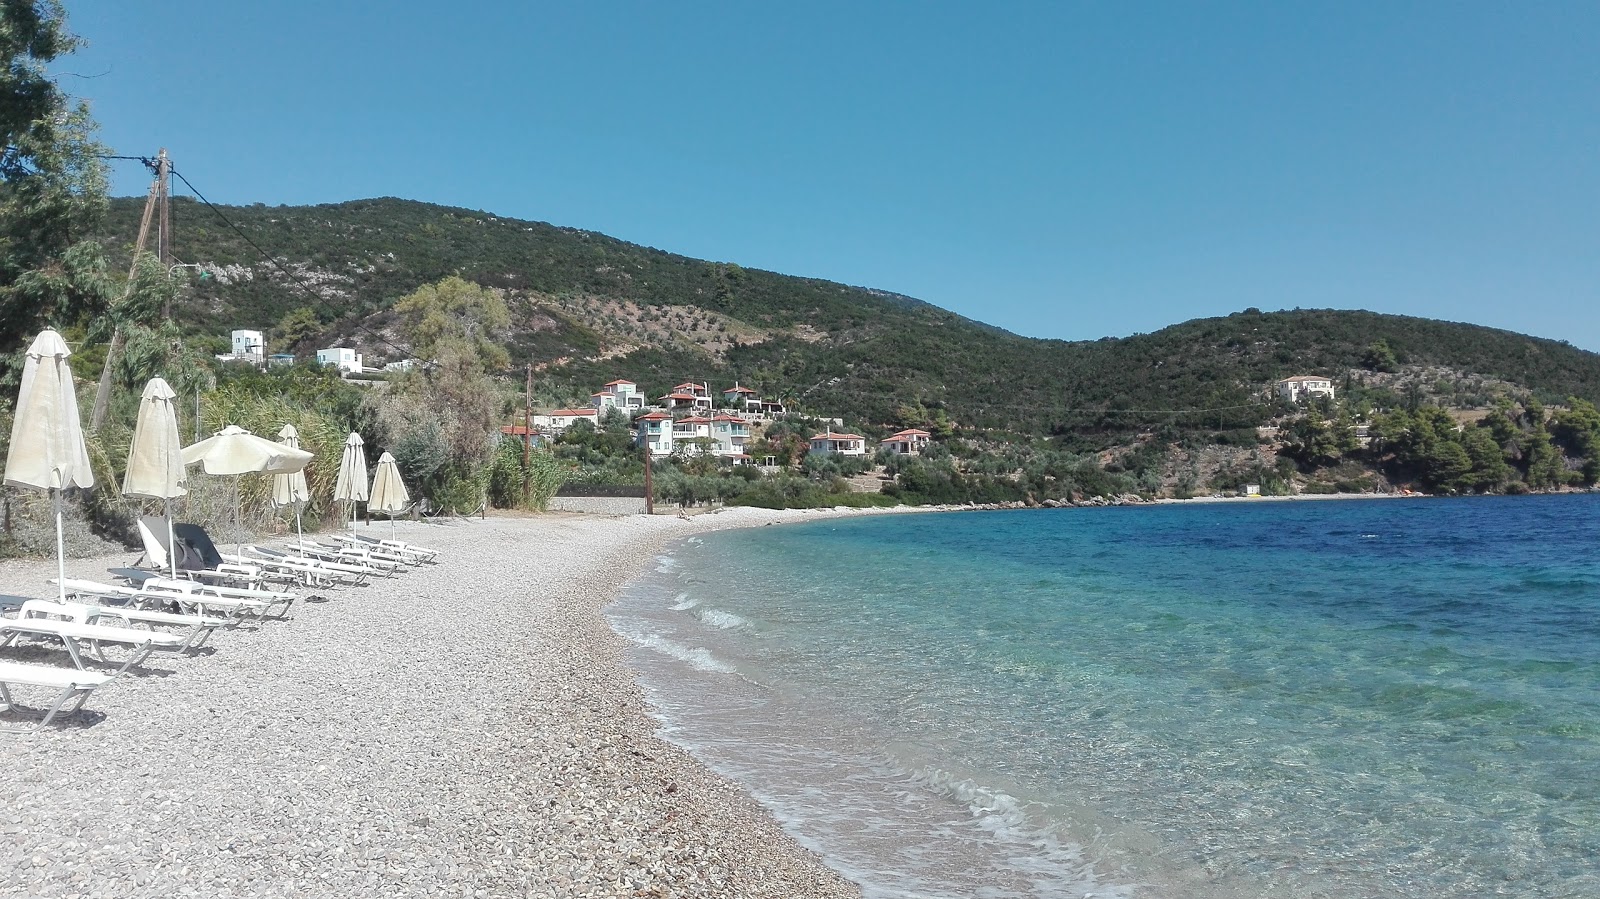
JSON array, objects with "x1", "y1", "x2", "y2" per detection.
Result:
[{"x1": 606, "y1": 496, "x2": 1600, "y2": 899}]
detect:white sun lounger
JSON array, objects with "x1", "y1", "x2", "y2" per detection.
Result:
[
  {"x1": 94, "y1": 574, "x2": 290, "y2": 621},
  {"x1": 240, "y1": 546, "x2": 379, "y2": 584},
  {"x1": 137, "y1": 577, "x2": 294, "y2": 620},
  {"x1": 0, "y1": 661, "x2": 113, "y2": 732},
  {"x1": 70, "y1": 577, "x2": 277, "y2": 623},
  {"x1": 42, "y1": 589, "x2": 228, "y2": 650},
  {"x1": 338, "y1": 532, "x2": 440, "y2": 562},
  {"x1": 277, "y1": 542, "x2": 399, "y2": 576},
  {"x1": 1, "y1": 606, "x2": 186, "y2": 675}
]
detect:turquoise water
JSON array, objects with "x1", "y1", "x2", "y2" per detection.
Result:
[{"x1": 608, "y1": 497, "x2": 1600, "y2": 898}]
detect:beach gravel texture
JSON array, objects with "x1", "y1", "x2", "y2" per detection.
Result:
[{"x1": 0, "y1": 510, "x2": 874, "y2": 898}]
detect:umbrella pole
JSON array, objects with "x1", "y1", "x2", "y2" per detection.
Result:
[
  {"x1": 235, "y1": 478, "x2": 243, "y2": 557},
  {"x1": 53, "y1": 489, "x2": 66, "y2": 602},
  {"x1": 166, "y1": 497, "x2": 177, "y2": 579},
  {"x1": 295, "y1": 503, "x2": 303, "y2": 547}
]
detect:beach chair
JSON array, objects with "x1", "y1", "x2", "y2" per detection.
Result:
[
  {"x1": 101, "y1": 572, "x2": 287, "y2": 621},
  {"x1": 276, "y1": 541, "x2": 400, "y2": 576},
  {"x1": 111, "y1": 569, "x2": 298, "y2": 609},
  {"x1": 1, "y1": 602, "x2": 186, "y2": 675},
  {"x1": 334, "y1": 532, "x2": 439, "y2": 563},
  {"x1": 0, "y1": 661, "x2": 113, "y2": 732},
  {"x1": 47, "y1": 584, "x2": 229, "y2": 650},
  {"x1": 137, "y1": 517, "x2": 265, "y2": 590},
  {"x1": 242, "y1": 545, "x2": 381, "y2": 584}
]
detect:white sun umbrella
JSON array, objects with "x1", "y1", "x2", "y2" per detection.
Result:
[
  {"x1": 4, "y1": 330, "x2": 94, "y2": 601},
  {"x1": 121, "y1": 378, "x2": 186, "y2": 578},
  {"x1": 368, "y1": 451, "x2": 409, "y2": 529},
  {"x1": 333, "y1": 432, "x2": 368, "y2": 529},
  {"x1": 181, "y1": 425, "x2": 313, "y2": 554},
  {"x1": 272, "y1": 424, "x2": 311, "y2": 545}
]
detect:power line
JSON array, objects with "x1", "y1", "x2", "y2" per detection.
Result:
[{"x1": 163, "y1": 164, "x2": 413, "y2": 361}]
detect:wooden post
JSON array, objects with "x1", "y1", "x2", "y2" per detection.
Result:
[
  {"x1": 523, "y1": 363, "x2": 532, "y2": 467},
  {"x1": 90, "y1": 151, "x2": 162, "y2": 432},
  {"x1": 643, "y1": 445, "x2": 654, "y2": 515}
]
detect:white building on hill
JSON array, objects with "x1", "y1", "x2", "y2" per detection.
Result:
[
  {"x1": 317, "y1": 347, "x2": 364, "y2": 375},
  {"x1": 1276, "y1": 375, "x2": 1335, "y2": 403},
  {"x1": 809, "y1": 431, "x2": 868, "y2": 456}
]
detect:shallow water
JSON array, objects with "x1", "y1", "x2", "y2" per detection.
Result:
[{"x1": 609, "y1": 497, "x2": 1600, "y2": 898}]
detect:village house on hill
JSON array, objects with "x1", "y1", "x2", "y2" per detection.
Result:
[
  {"x1": 1276, "y1": 375, "x2": 1335, "y2": 403},
  {"x1": 591, "y1": 379, "x2": 646, "y2": 414},
  {"x1": 880, "y1": 428, "x2": 931, "y2": 455},
  {"x1": 808, "y1": 431, "x2": 868, "y2": 456}
]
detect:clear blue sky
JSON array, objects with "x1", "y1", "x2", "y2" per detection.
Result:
[{"x1": 64, "y1": 2, "x2": 1600, "y2": 349}]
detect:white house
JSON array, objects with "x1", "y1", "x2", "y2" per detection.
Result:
[
  {"x1": 533, "y1": 408, "x2": 599, "y2": 432},
  {"x1": 880, "y1": 428, "x2": 931, "y2": 455},
  {"x1": 317, "y1": 347, "x2": 364, "y2": 375},
  {"x1": 710, "y1": 414, "x2": 751, "y2": 460},
  {"x1": 231, "y1": 329, "x2": 265, "y2": 365},
  {"x1": 658, "y1": 390, "x2": 700, "y2": 413},
  {"x1": 635, "y1": 412, "x2": 675, "y2": 457},
  {"x1": 722, "y1": 384, "x2": 757, "y2": 405},
  {"x1": 808, "y1": 431, "x2": 868, "y2": 456},
  {"x1": 673, "y1": 382, "x2": 714, "y2": 411},
  {"x1": 1276, "y1": 375, "x2": 1335, "y2": 403},
  {"x1": 592, "y1": 378, "x2": 646, "y2": 414},
  {"x1": 671, "y1": 415, "x2": 717, "y2": 455}
]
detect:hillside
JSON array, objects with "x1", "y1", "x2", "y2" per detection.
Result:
[{"x1": 100, "y1": 196, "x2": 1600, "y2": 442}]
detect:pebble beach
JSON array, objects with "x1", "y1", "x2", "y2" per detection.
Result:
[{"x1": 0, "y1": 508, "x2": 901, "y2": 899}]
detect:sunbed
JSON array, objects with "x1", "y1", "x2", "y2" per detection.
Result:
[
  {"x1": 1, "y1": 603, "x2": 186, "y2": 674},
  {"x1": 241, "y1": 545, "x2": 380, "y2": 584},
  {"x1": 0, "y1": 661, "x2": 113, "y2": 732},
  {"x1": 136, "y1": 517, "x2": 265, "y2": 590},
  {"x1": 272, "y1": 541, "x2": 399, "y2": 576},
  {"x1": 23, "y1": 595, "x2": 224, "y2": 649},
  {"x1": 96, "y1": 574, "x2": 280, "y2": 622},
  {"x1": 331, "y1": 532, "x2": 439, "y2": 563}
]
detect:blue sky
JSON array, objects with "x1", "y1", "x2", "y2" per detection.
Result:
[{"x1": 65, "y1": 2, "x2": 1600, "y2": 349}]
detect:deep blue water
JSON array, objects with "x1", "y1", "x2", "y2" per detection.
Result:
[{"x1": 608, "y1": 496, "x2": 1600, "y2": 898}]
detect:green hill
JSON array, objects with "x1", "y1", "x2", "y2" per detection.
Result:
[{"x1": 101, "y1": 196, "x2": 1600, "y2": 443}]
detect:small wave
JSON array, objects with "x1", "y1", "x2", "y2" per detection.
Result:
[
  {"x1": 670, "y1": 592, "x2": 700, "y2": 611},
  {"x1": 654, "y1": 555, "x2": 679, "y2": 573},
  {"x1": 625, "y1": 631, "x2": 736, "y2": 674},
  {"x1": 699, "y1": 609, "x2": 749, "y2": 630}
]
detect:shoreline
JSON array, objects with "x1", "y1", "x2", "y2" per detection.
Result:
[{"x1": 0, "y1": 507, "x2": 898, "y2": 898}]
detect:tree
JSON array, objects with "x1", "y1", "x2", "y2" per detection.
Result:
[
  {"x1": 371, "y1": 277, "x2": 513, "y2": 510},
  {"x1": 0, "y1": 0, "x2": 111, "y2": 373},
  {"x1": 1362, "y1": 339, "x2": 1399, "y2": 373},
  {"x1": 273, "y1": 306, "x2": 324, "y2": 353},
  {"x1": 392, "y1": 275, "x2": 510, "y2": 369}
]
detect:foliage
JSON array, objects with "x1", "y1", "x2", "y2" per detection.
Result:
[
  {"x1": 94, "y1": 196, "x2": 1600, "y2": 455},
  {"x1": 486, "y1": 436, "x2": 568, "y2": 511},
  {"x1": 368, "y1": 277, "x2": 510, "y2": 512},
  {"x1": 0, "y1": 1, "x2": 111, "y2": 378},
  {"x1": 392, "y1": 275, "x2": 510, "y2": 367}
]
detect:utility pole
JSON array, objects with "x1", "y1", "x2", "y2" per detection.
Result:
[
  {"x1": 643, "y1": 445, "x2": 654, "y2": 515},
  {"x1": 90, "y1": 148, "x2": 166, "y2": 433},
  {"x1": 523, "y1": 364, "x2": 533, "y2": 467},
  {"x1": 154, "y1": 149, "x2": 173, "y2": 316}
]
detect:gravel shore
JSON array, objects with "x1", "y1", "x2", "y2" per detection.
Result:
[{"x1": 0, "y1": 507, "x2": 894, "y2": 898}]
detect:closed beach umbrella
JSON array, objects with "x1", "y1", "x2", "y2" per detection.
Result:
[
  {"x1": 182, "y1": 425, "x2": 313, "y2": 553},
  {"x1": 368, "y1": 452, "x2": 409, "y2": 529},
  {"x1": 333, "y1": 432, "x2": 368, "y2": 529},
  {"x1": 122, "y1": 377, "x2": 186, "y2": 577},
  {"x1": 4, "y1": 330, "x2": 95, "y2": 600},
  {"x1": 273, "y1": 424, "x2": 311, "y2": 544}
]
